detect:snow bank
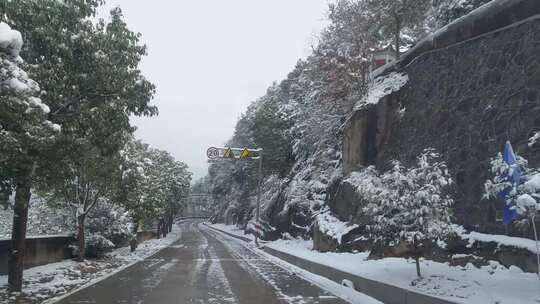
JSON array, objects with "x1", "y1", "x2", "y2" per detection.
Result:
[
  {"x1": 0, "y1": 22, "x2": 23, "y2": 56},
  {"x1": 463, "y1": 231, "x2": 540, "y2": 254},
  {"x1": 316, "y1": 211, "x2": 358, "y2": 245},
  {"x1": 354, "y1": 72, "x2": 408, "y2": 110},
  {"x1": 523, "y1": 173, "x2": 540, "y2": 193}
]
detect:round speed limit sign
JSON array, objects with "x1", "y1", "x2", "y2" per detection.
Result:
[{"x1": 206, "y1": 147, "x2": 219, "y2": 159}]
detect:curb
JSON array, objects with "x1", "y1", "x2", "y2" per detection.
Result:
[
  {"x1": 207, "y1": 224, "x2": 458, "y2": 304},
  {"x1": 203, "y1": 223, "x2": 253, "y2": 243}
]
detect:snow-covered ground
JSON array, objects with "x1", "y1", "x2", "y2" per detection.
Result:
[
  {"x1": 0, "y1": 226, "x2": 182, "y2": 304},
  {"x1": 267, "y1": 239, "x2": 540, "y2": 304},
  {"x1": 211, "y1": 223, "x2": 540, "y2": 304}
]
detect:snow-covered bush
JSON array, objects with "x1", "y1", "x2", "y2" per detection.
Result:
[
  {"x1": 85, "y1": 201, "x2": 133, "y2": 249},
  {"x1": 83, "y1": 233, "x2": 115, "y2": 258},
  {"x1": 362, "y1": 149, "x2": 454, "y2": 277}
]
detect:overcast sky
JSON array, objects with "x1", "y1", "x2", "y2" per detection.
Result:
[{"x1": 98, "y1": 1, "x2": 329, "y2": 181}]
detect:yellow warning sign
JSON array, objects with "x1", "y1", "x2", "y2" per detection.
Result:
[
  {"x1": 223, "y1": 147, "x2": 235, "y2": 159},
  {"x1": 239, "y1": 148, "x2": 251, "y2": 160}
]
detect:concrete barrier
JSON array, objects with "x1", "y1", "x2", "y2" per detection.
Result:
[{"x1": 0, "y1": 235, "x2": 74, "y2": 275}]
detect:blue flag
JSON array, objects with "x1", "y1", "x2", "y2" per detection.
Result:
[{"x1": 501, "y1": 141, "x2": 521, "y2": 224}]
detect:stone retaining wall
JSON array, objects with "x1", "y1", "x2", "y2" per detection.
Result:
[
  {"x1": 0, "y1": 235, "x2": 74, "y2": 275},
  {"x1": 341, "y1": 1, "x2": 540, "y2": 234}
]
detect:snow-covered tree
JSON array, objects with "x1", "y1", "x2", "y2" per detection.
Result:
[
  {"x1": 484, "y1": 152, "x2": 540, "y2": 224},
  {"x1": 363, "y1": 149, "x2": 454, "y2": 277},
  {"x1": 0, "y1": 21, "x2": 60, "y2": 291},
  {"x1": 2, "y1": 2, "x2": 157, "y2": 261},
  {"x1": 367, "y1": 0, "x2": 431, "y2": 59},
  {"x1": 314, "y1": 0, "x2": 379, "y2": 111},
  {"x1": 118, "y1": 139, "x2": 191, "y2": 236}
]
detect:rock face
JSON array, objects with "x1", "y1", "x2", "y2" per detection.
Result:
[
  {"x1": 313, "y1": 220, "x2": 339, "y2": 252},
  {"x1": 342, "y1": 6, "x2": 540, "y2": 234}
]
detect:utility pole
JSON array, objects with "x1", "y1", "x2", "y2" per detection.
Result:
[{"x1": 254, "y1": 151, "x2": 263, "y2": 246}]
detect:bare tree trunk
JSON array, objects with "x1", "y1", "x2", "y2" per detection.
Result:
[
  {"x1": 8, "y1": 180, "x2": 31, "y2": 292},
  {"x1": 161, "y1": 219, "x2": 167, "y2": 238},
  {"x1": 156, "y1": 221, "x2": 161, "y2": 239},
  {"x1": 77, "y1": 214, "x2": 86, "y2": 261},
  {"x1": 414, "y1": 236, "x2": 421, "y2": 278}
]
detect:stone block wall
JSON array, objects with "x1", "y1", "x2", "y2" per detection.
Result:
[
  {"x1": 378, "y1": 15, "x2": 540, "y2": 233},
  {"x1": 341, "y1": 3, "x2": 540, "y2": 234}
]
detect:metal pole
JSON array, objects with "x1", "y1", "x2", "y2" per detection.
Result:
[
  {"x1": 532, "y1": 215, "x2": 540, "y2": 278},
  {"x1": 255, "y1": 150, "x2": 263, "y2": 246}
]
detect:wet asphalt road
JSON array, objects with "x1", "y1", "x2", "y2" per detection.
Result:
[{"x1": 57, "y1": 221, "x2": 349, "y2": 304}]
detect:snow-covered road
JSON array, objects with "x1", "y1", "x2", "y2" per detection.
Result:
[{"x1": 54, "y1": 220, "x2": 365, "y2": 304}]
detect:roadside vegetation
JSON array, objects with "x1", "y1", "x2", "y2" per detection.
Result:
[{"x1": 0, "y1": 0, "x2": 191, "y2": 292}]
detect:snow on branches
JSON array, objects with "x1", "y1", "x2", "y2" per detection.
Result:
[
  {"x1": 0, "y1": 22, "x2": 59, "y2": 206},
  {"x1": 352, "y1": 149, "x2": 454, "y2": 277},
  {"x1": 348, "y1": 149, "x2": 454, "y2": 246},
  {"x1": 529, "y1": 131, "x2": 540, "y2": 148},
  {"x1": 484, "y1": 152, "x2": 540, "y2": 219}
]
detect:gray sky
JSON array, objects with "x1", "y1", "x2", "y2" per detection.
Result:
[{"x1": 98, "y1": 1, "x2": 329, "y2": 181}]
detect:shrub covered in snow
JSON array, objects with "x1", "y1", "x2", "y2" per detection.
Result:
[
  {"x1": 85, "y1": 201, "x2": 133, "y2": 249},
  {"x1": 84, "y1": 233, "x2": 116, "y2": 258}
]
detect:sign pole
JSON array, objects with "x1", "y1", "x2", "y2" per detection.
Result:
[
  {"x1": 255, "y1": 150, "x2": 263, "y2": 246},
  {"x1": 206, "y1": 146, "x2": 263, "y2": 244},
  {"x1": 532, "y1": 214, "x2": 540, "y2": 278}
]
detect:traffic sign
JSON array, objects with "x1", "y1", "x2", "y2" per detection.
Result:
[
  {"x1": 206, "y1": 147, "x2": 219, "y2": 159},
  {"x1": 206, "y1": 146, "x2": 262, "y2": 160},
  {"x1": 239, "y1": 148, "x2": 251, "y2": 160},
  {"x1": 223, "y1": 147, "x2": 235, "y2": 159}
]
